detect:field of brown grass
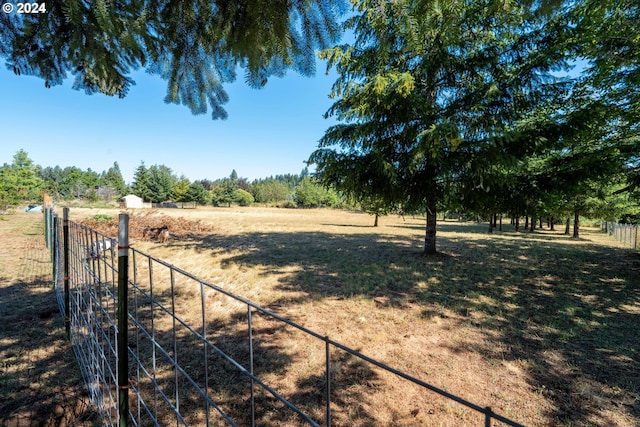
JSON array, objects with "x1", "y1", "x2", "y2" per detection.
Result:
[
  {"x1": 0, "y1": 211, "x2": 99, "y2": 426},
  {"x1": 2, "y1": 206, "x2": 639, "y2": 426}
]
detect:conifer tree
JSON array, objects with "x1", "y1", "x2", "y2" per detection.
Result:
[
  {"x1": 185, "y1": 182, "x2": 211, "y2": 205},
  {"x1": 11, "y1": 150, "x2": 44, "y2": 201},
  {"x1": 1, "y1": 150, "x2": 43, "y2": 208},
  {"x1": 102, "y1": 162, "x2": 127, "y2": 196},
  {"x1": 309, "y1": 0, "x2": 572, "y2": 254},
  {"x1": 147, "y1": 165, "x2": 175, "y2": 203},
  {"x1": 170, "y1": 176, "x2": 191, "y2": 202},
  {"x1": 1, "y1": 0, "x2": 346, "y2": 119},
  {"x1": 132, "y1": 162, "x2": 153, "y2": 202},
  {"x1": 572, "y1": 0, "x2": 640, "y2": 194}
]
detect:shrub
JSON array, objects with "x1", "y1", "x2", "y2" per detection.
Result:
[
  {"x1": 294, "y1": 177, "x2": 338, "y2": 207},
  {"x1": 92, "y1": 214, "x2": 113, "y2": 221},
  {"x1": 234, "y1": 189, "x2": 254, "y2": 206}
]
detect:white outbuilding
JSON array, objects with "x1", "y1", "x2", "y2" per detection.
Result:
[{"x1": 120, "y1": 194, "x2": 144, "y2": 209}]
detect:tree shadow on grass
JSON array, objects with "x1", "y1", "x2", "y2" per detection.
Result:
[
  {"x1": 174, "y1": 226, "x2": 640, "y2": 426},
  {"x1": 439, "y1": 238, "x2": 640, "y2": 425},
  {"x1": 0, "y1": 277, "x2": 100, "y2": 426},
  {"x1": 127, "y1": 269, "x2": 380, "y2": 426}
]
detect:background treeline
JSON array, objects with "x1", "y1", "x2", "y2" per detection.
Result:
[
  {"x1": 1, "y1": 148, "x2": 638, "y2": 227},
  {"x1": 0, "y1": 149, "x2": 343, "y2": 210}
]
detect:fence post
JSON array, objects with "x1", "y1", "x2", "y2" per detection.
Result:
[
  {"x1": 484, "y1": 406, "x2": 492, "y2": 427},
  {"x1": 248, "y1": 306, "x2": 255, "y2": 426},
  {"x1": 44, "y1": 208, "x2": 49, "y2": 249},
  {"x1": 49, "y1": 208, "x2": 54, "y2": 249},
  {"x1": 52, "y1": 213, "x2": 58, "y2": 285},
  {"x1": 117, "y1": 213, "x2": 130, "y2": 427},
  {"x1": 625, "y1": 224, "x2": 629, "y2": 246},
  {"x1": 63, "y1": 207, "x2": 70, "y2": 340},
  {"x1": 325, "y1": 336, "x2": 331, "y2": 427}
]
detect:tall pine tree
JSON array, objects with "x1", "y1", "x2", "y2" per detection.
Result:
[
  {"x1": 102, "y1": 162, "x2": 127, "y2": 197},
  {"x1": 132, "y1": 162, "x2": 153, "y2": 202},
  {"x1": 310, "y1": 0, "x2": 572, "y2": 254}
]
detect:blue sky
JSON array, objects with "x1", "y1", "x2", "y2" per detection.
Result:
[{"x1": 0, "y1": 61, "x2": 339, "y2": 184}]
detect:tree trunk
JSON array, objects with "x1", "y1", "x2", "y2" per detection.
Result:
[
  {"x1": 488, "y1": 211, "x2": 494, "y2": 233},
  {"x1": 499, "y1": 214, "x2": 503, "y2": 231},
  {"x1": 424, "y1": 195, "x2": 437, "y2": 255},
  {"x1": 539, "y1": 217, "x2": 543, "y2": 228},
  {"x1": 573, "y1": 212, "x2": 580, "y2": 238},
  {"x1": 564, "y1": 217, "x2": 570, "y2": 235},
  {"x1": 524, "y1": 215, "x2": 529, "y2": 230},
  {"x1": 515, "y1": 215, "x2": 520, "y2": 232},
  {"x1": 550, "y1": 216, "x2": 555, "y2": 231},
  {"x1": 530, "y1": 215, "x2": 535, "y2": 232},
  {"x1": 374, "y1": 213, "x2": 379, "y2": 227}
]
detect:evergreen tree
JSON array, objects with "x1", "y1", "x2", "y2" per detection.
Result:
[
  {"x1": 184, "y1": 182, "x2": 211, "y2": 205},
  {"x1": 1, "y1": 0, "x2": 346, "y2": 119},
  {"x1": 572, "y1": 0, "x2": 640, "y2": 194},
  {"x1": 60, "y1": 166, "x2": 84, "y2": 199},
  {"x1": 170, "y1": 176, "x2": 191, "y2": 202},
  {"x1": 0, "y1": 150, "x2": 44, "y2": 208},
  {"x1": 147, "y1": 165, "x2": 175, "y2": 203},
  {"x1": 10, "y1": 149, "x2": 43, "y2": 201},
  {"x1": 211, "y1": 179, "x2": 237, "y2": 207},
  {"x1": 309, "y1": 0, "x2": 572, "y2": 254},
  {"x1": 39, "y1": 166, "x2": 64, "y2": 198},
  {"x1": 132, "y1": 162, "x2": 153, "y2": 202},
  {"x1": 102, "y1": 162, "x2": 127, "y2": 196},
  {"x1": 0, "y1": 164, "x2": 19, "y2": 209}
]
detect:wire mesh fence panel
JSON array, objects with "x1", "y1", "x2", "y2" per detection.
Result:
[
  {"x1": 53, "y1": 218, "x2": 121, "y2": 425},
  {"x1": 48, "y1": 208, "x2": 524, "y2": 427},
  {"x1": 602, "y1": 221, "x2": 639, "y2": 249}
]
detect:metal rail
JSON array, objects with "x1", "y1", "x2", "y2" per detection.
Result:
[{"x1": 47, "y1": 207, "x2": 525, "y2": 427}]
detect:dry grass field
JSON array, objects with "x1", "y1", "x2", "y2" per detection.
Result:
[
  {"x1": 2, "y1": 206, "x2": 639, "y2": 426},
  {"x1": 0, "y1": 211, "x2": 99, "y2": 426}
]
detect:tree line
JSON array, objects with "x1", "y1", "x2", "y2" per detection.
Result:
[
  {"x1": 0, "y1": 150, "x2": 342, "y2": 210},
  {"x1": 3, "y1": 147, "x2": 635, "y2": 234}
]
